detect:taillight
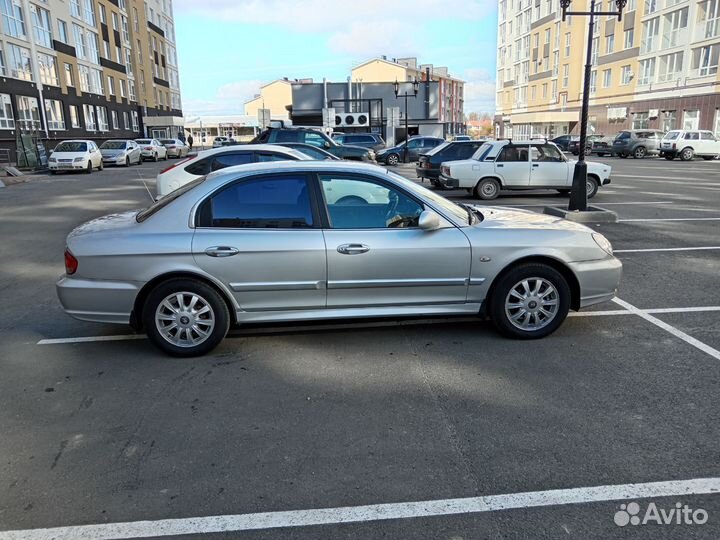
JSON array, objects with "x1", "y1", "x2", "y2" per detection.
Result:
[
  {"x1": 64, "y1": 248, "x2": 78, "y2": 275},
  {"x1": 160, "y1": 156, "x2": 192, "y2": 174},
  {"x1": 672, "y1": 143, "x2": 676, "y2": 150}
]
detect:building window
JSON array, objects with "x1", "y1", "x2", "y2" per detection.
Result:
[
  {"x1": 552, "y1": 50, "x2": 559, "y2": 75},
  {"x1": 0, "y1": 93, "x2": 15, "y2": 129},
  {"x1": 632, "y1": 112, "x2": 649, "y2": 129},
  {"x1": 136, "y1": 39, "x2": 142, "y2": 64},
  {"x1": 1, "y1": 0, "x2": 27, "y2": 38},
  {"x1": 96, "y1": 105, "x2": 108, "y2": 131},
  {"x1": 638, "y1": 58, "x2": 655, "y2": 85},
  {"x1": 551, "y1": 79, "x2": 557, "y2": 101},
  {"x1": 641, "y1": 17, "x2": 659, "y2": 54},
  {"x1": 44, "y1": 99, "x2": 65, "y2": 130},
  {"x1": 119, "y1": 79, "x2": 126, "y2": 97},
  {"x1": 121, "y1": 15, "x2": 129, "y2": 43},
  {"x1": 624, "y1": 28, "x2": 634, "y2": 49},
  {"x1": 562, "y1": 64, "x2": 569, "y2": 87},
  {"x1": 565, "y1": 32, "x2": 571, "y2": 56},
  {"x1": 699, "y1": 0, "x2": 720, "y2": 40},
  {"x1": 644, "y1": 0, "x2": 657, "y2": 14},
  {"x1": 664, "y1": 8, "x2": 688, "y2": 49},
  {"x1": 602, "y1": 68, "x2": 612, "y2": 87},
  {"x1": 70, "y1": 0, "x2": 81, "y2": 19},
  {"x1": 107, "y1": 75, "x2": 115, "y2": 95},
  {"x1": 112, "y1": 11, "x2": 119, "y2": 30},
  {"x1": 627, "y1": 0, "x2": 636, "y2": 9},
  {"x1": 658, "y1": 52, "x2": 683, "y2": 82},
  {"x1": 7, "y1": 43, "x2": 33, "y2": 81},
  {"x1": 591, "y1": 37, "x2": 599, "y2": 65},
  {"x1": 542, "y1": 82, "x2": 548, "y2": 98},
  {"x1": 131, "y1": 110, "x2": 138, "y2": 131},
  {"x1": 124, "y1": 48, "x2": 133, "y2": 76},
  {"x1": 683, "y1": 109, "x2": 700, "y2": 130},
  {"x1": 17, "y1": 96, "x2": 41, "y2": 131},
  {"x1": 38, "y1": 53, "x2": 59, "y2": 86},
  {"x1": 0, "y1": 47, "x2": 5, "y2": 76},
  {"x1": 714, "y1": 109, "x2": 720, "y2": 136},
  {"x1": 694, "y1": 44, "x2": 720, "y2": 76},
  {"x1": 68, "y1": 105, "x2": 80, "y2": 128},
  {"x1": 122, "y1": 111, "x2": 129, "y2": 129},
  {"x1": 58, "y1": 19, "x2": 68, "y2": 43},
  {"x1": 86, "y1": 31, "x2": 100, "y2": 64},
  {"x1": 64, "y1": 63, "x2": 74, "y2": 87},
  {"x1": 31, "y1": 5, "x2": 53, "y2": 49},
  {"x1": 89, "y1": 67, "x2": 103, "y2": 94},
  {"x1": 111, "y1": 110, "x2": 118, "y2": 129},
  {"x1": 83, "y1": 104, "x2": 96, "y2": 131},
  {"x1": 128, "y1": 79, "x2": 136, "y2": 102},
  {"x1": 606, "y1": 34, "x2": 614, "y2": 54},
  {"x1": 99, "y1": 3, "x2": 106, "y2": 24},
  {"x1": 621, "y1": 64, "x2": 632, "y2": 84},
  {"x1": 78, "y1": 65, "x2": 90, "y2": 92},
  {"x1": 662, "y1": 110, "x2": 676, "y2": 132},
  {"x1": 84, "y1": 0, "x2": 96, "y2": 25},
  {"x1": 73, "y1": 24, "x2": 86, "y2": 59},
  {"x1": 590, "y1": 70, "x2": 597, "y2": 94}
]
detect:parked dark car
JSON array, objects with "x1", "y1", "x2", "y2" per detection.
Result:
[
  {"x1": 270, "y1": 142, "x2": 341, "y2": 160},
  {"x1": 376, "y1": 136, "x2": 445, "y2": 165},
  {"x1": 568, "y1": 134, "x2": 607, "y2": 155},
  {"x1": 253, "y1": 127, "x2": 375, "y2": 161},
  {"x1": 612, "y1": 130, "x2": 664, "y2": 158},
  {"x1": 416, "y1": 140, "x2": 487, "y2": 184},
  {"x1": 588, "y1": 136, "x2": 614, "y2": 156},
  {"x1": 332, "y1": 132, "x2": 385, "y2": 151},
  {"x1": 551, "y1": 135, "x2": 579, "y2": 152}
]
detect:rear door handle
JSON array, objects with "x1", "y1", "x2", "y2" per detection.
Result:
[
  {"x1": 532, "y1": 164, "x2": 539, "y2": 167},
  {"x1": 337, "y1": 243, "x2": 370, "y2": 255},
  {"x1": 205, "y1": 246, "x2": 240, "y2": 257},
  {"x1": 497, "y1": 164, "x2": 504, "y2": 167}
]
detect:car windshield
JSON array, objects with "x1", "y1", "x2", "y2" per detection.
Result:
[
  {"x1": 664, "y1": 131, "x2": 681, "y2": 140},
  {"x1": 160, "y1": 139, "x2": 175, "y2": 144},
  {"x1": 55, "y1": 142, "x2": 87, "y2": 152},
  {"x1": 471, "y1": 143, "x2": 493, "y2": 160},
  {"x1": 100, "y1": 141, "x2": 127, "y2": 149},
  {"x1": 384, "y1": 170, "x2": 471, "y2": 224},
  {"x1": 136, "y1": 177, "x2": 206, "y2": 222},
  {"x1": 136, "y1": 139, "x2": 152, "y2": 144}
]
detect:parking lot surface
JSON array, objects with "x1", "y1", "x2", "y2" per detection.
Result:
[{"x1": 1, "y1": 155, "x2": 719, "y2": 539}]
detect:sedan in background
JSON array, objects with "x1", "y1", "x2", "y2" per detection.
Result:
[
  {"x1": 48, "y1": 140, "x2": 103, "y2": 174},
  {"x1": 100, "y1": 140, "x2": 142, "y2": 167},
  {"x1": 135, "y1": 139, "x2": 168, "y2": 162},
  {"x1": 160, "y1": 139, "x2": 190, "y2": 158},
  {"x1": 270, "y1": 142, "x2": 341, "y2": 160},
  {"x1": 550, "y1": 135, "x2": 579, "y2": 152},
  {"x1": 57, "y1": 161, "x2": 622, "y2": 357},
  {"x1": 376, "y1": 136, "x2": 445, "y2": 165},
  {"x1": 155, "y1": 144, "x2": 311, "y2": 198},
  {"x1": 416, "y1": 140, "x2": 486, "y2": 185}
]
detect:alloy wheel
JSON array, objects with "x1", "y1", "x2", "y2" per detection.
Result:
[
  {"x1": 504, "y1": 277, "x2": 559, "y2": 331},
  {"x1": 387, "y1": 154, "x2": 399, "y2": 166},
  {"x1": 155, "y1": 291, "x2": 216, "y2": 347}
]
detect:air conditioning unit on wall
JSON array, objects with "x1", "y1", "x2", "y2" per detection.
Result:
[{"x1": 335, "y1": 112, "x2": 370, "y2": 127}]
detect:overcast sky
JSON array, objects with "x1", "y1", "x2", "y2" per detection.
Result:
[{"x1": 173, "y1": 0, "x2": 498, "y2": 117}]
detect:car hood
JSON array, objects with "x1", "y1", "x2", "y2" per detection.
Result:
[
  {"x1": 51, "y1": 152, "x2": 87, "y2": 159},
  {"x1": 68, "y1": 211, "x2": 139, "y2": 239},
  {"x1": 473, "y1": 206, "x2": 593, "y2": 233},
  {"x1": 101, "y1": 149, "x2": 125, "y2": 156}
]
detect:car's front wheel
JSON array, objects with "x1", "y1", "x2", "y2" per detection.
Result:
[
  {"x1": 474, "y1": 178, "x2": 500, "y2": 200},
  {"x1": 586, "y1": 176, "x2": 599, "y2": 198},
  {"x1": 85, "y1": 161, "x2": 92, "y2": 174},
  {"x1": 143, "y1": 279, "x2": 230, "y2": 357},
  {"x1": 125, "y1": 156, "x2": 130, "y2": 167},
  {"x1": 386, "y1": 153, "x2": 400, "y2": 166},
  {"x1": 490, "y1": 263, "x2": 571, "y2": 339}
]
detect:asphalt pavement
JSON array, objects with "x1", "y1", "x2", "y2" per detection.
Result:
[{"x1": 0, "y1": 154, "x2": 719, "y2": 539}]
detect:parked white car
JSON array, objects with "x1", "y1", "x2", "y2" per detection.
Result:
[
  {"x1": 659, "y1": 130, "x2": 720, "y2": 161},
  {"x1": 155, "y1": 144, "x2": 311, "y2": 198},
  {"x1": 212, "y1": 136, "x2": 235, "y2": 148},
  {"x1": 135, "y1": 139, "x2": 168, "y2": 161},
  {"x1": 48, "y1": 140, "x2": 103, "y2": 174},
  {"x1": 439, "y1": 140, "x2": 612, "y2": 200}
]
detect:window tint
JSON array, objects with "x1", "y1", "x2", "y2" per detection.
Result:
[
  {"x1": 210, "y1": 152, "x2": 254, "y2": 171},
  {"x1": 274, "y1": 130, "x2": 300, "y2": 143},
  {"x1": 664, "y1": 131, "x2": 680, "y2": 140},
  {"x1": 347, "y1": 135, "x2": 373, "y2": 143},
  {"x1": 684, "y1": 132, "x2": 699, "y2": 140},
  {"x1": 496, "y1": 145, "x2": 529, "y2": 162},
  {"x1": 303, "y1": 132, "x2": 328, "y2": 148},
  {"x1": 185, "y1": 158, "x2": 210, "y2": 175},
  {"x1": 532, "y1": 144, "x2": 564, "y2": 162},
  {"x1": 616, "y1": 131, "x2": 631, "y2": 140},
  {"x1": 257, "y1": 152, "x2": 292, "y2": 162},
  {"x1": 406, "y1": 139, "x2": 421, "y2": 149},
  {"x1": 200, "y1": 175, "x2": 313, "y2": 229},
  {"x1": 425, "y1": 139, "x2": 443, "y2": 148},
  {"x1": 701, "y1": 131, "x2": 715, "y2": 140},
  {"x1": 319, "y1": 175, "x2": 423, "y2": 229}
]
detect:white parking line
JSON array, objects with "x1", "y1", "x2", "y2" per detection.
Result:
[
  {"x1": 614, "y1": 246, "x2": 720, "y2": 253},
  {"x1": 479, "y1": 201, "x2": 674, "y2": 208},
  {"x1": 1, "y1": 477, "x2": 718, "y2": 539},
  {"x1": 618, "y1": 217, "x2": 720, "y2": 222},
  {"x1": 36, "y1": 334, "x2": 146, "y2": 345},
  {"x1": 613, "y1": 298, "x2": 720, "y2": 361}
]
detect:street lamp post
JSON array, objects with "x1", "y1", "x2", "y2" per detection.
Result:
[
  {"x1": 394, "y1": 79, "x2": 420, "y2": 163},
  {"x1": 561, "y1": 0, "x2": 626, "y2": 211}
]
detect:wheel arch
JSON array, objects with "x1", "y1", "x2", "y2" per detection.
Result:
[
  {"x1": 475, "y1": 175, "x2": 504, "y2": 188},
  {"x1": 131, "y1": 270, "x2": 238, "y2": 330}
]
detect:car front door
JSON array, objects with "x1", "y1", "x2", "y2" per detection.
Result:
[
  {"x1": 494, "y1": 144, "x2": 531, "y2": 186},
  {"x1": 318, "y1": 172, "x2": 472, "y2": 308},
  {"x1": 192, "y1": 173, "x2": 326, "y2": 312},
  {"x1": 530, "y1": 144, "x2": 570, "y2": 187},
  {"x1": 405, "y1": 138, "x2": 423, "y2": 162}
]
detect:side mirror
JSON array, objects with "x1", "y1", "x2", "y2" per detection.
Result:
[{"x1": 418, "y1": 210, "x2": 441, "y2": 231}]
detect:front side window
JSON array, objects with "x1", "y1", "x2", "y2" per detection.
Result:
[
  {"x1": 320, "y1": 174, "x2": 423, "y2": 229},
  {"x1": 199, "y1": 175, "x2": 313, "y2": 229},
  {"x1": 531, "y1": 144, "x2": 564, "y2": 162},
  {"x1": 303, "y1": 131, "x2": 328, "y2": 148},
  {"x1": 407, "y1": 139, "x2": 422, "y2": 149}
]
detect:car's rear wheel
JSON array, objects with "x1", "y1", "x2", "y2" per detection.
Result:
[
  {"x1": 665, "y1": 154, "x2": 675, "y2": 160},
  {"x1": 633, "y1": 146, "x2": 646, "y2": 159},
  {"x1": 490, "y1": 263, "x2": 571, "y2": 339},
  {"x1": 386, "y1": 153, "x2": 400, "y2": 166},
  {"x1": 586, "y1": 176, "x2": 599, "y2": 199},
  {"x1": 474, "y1": 178, "x2": 500, "y2": 200},
  {"x1": 680, "y1": 147, "x2": 694, "y2": 161},
  {"x1": 143, "y1": 278, "x2": 230, "y2": 357}
]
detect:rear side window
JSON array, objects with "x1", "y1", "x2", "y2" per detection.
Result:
[
  {"x1": 210, "y1": 152, "x2": 254, "y2": 171},
  {"x1": 257, "y1": 152, "x2": 293, "y2": 162},
  {"x1": 684, "y1": 132, "x2": 699, "y2": 140},
  {"x1": 198, "y1": 175, "x2": 313, "y2": 229},
  {"x1": 701, "y1": 132, "x2": 715, "y2": 140},
  {"x1": 497, "y1": 145, "x2": 529, "y2": 162},
  {"x1": 274, "y1": 131, "x2": 301, "y2": 143},
  {"x1": 185, "y1": 158, "x2": 210, "y2": 175}
]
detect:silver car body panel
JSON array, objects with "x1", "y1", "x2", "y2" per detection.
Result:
[{"x1": 57, "y1": 161, "x2": 622, "y2": 326}]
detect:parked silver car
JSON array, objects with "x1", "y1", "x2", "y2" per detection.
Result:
[
  {"x1": 57, "y1": 161, "x2": 622, "y2": 357},
  {"x1": 100, "y1": 140, "x2": 142, "y2": 166}
]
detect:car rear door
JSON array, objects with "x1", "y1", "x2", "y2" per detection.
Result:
[
  {"x1": 530, "y1": 144, "x2": 570, "y2": 187},
  {"x1": 494, "y1": 144, "x2": 531, "y2": 186},
  {"x1": 318, "y1": 172, "x2": 472, "y2": 308},
  {"x1": 192, "y1": 172, "x2": 327, "y2": 312}
]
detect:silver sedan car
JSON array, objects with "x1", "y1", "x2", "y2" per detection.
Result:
[{"x1": 57, "y1": 161, "x2": 622, "y2": 357}]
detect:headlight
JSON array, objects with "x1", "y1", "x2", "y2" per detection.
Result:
[
  {"x1": 368, "y1": 150, "x2": 376, "y2": 160},
  {"x1": 49, "y1": 157, "x2": 56, "y2": 162},
  {"x1": 73, "y1": 157, "x2": 84, "y2": 162},
  {"x1": 592, "y1": 233, "x2": 613, "y2": 255}
]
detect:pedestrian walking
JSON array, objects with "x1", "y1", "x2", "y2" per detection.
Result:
[{"x1": 187, "y1": 134, "x2": 194, "y2": 151}]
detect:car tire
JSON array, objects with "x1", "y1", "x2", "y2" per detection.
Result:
[
  {"x1": 586, "y1": 176, "x2": 599, "y2": 199},
  {"x1": 665, "y1": 154, "x2": 675, "y2": 160},
  {"x1": 153, "y1": 153, "x2": 159, "y2": 162},
  {"x1": 474, "y1": 178, "x2": 500, "y2": 200},
  {"x1": 680, "y1": 147, "x2": 694, "y2": 161},
  {"x1": 702, "y1": 156, "x2": 714, "y2": 161},
  {"x1": 125, "y1": 156, "x2": 130, "y2": 167},
  {"x1": 143, "y1": 278, "x2": 230, "y2": 357},
  {"x1": 633, "y1": 146, "x2": 646, "y2": 159},
  {"x1": 489, "y1": 263, "x2": 571, "y2": 340},
  {"x1": 618, "y1": 153, "x2": 627, "y2": 158},
  {"x1": 386, "y1": 153, "x2": 400, "y2": 166},
  {"x1": 98, "y1": 160, "x2": 103, "y2": 171},
  {"x1": 85, "y1": 161, "x2": 92, "y2": 174}
]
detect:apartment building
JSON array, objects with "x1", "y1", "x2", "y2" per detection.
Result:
[
  {"x1": 495, "y1": 0, "x2": 720, "y2": 139},
  {"x1": 0, "y1": 0, "x2": 183, "y2": 166}
]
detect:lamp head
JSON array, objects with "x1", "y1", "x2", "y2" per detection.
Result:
[
  {"x1": 560, "y1": 0, "x2": 572, "y2": 21},
  {"x1": 394, "y1": 79, "x2": 400, "y2": 97}
]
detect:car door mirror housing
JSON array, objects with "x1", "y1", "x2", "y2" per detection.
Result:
[{"x1": 418, "y1": 210, "x2": 441, "y2": 230}]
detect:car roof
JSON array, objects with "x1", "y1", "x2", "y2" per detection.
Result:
[
  {"x1": 58, "y1": 139, "x2": 93, "y2": 143},
  {"x1": 193, "y1": 144, "x2": 311, "y2": 160},
  {"x1": 204, "y1": 160, "x2": 389, "y2": 184}
]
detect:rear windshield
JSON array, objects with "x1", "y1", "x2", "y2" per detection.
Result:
[
  {"x1": 160, "y1": 139, "x2": 175, "y2": 144},
  {"x1": 424, "y1": 142, "x2": 451, "y2": 156},
  {"x1": 664, "y1": 131, "x2": 681, "y2": 140},
  {"x1": 471, "y1": 142, "x2": 493, "y2": 160},
  {"x1": 136, "y1": 177, "x2": 206, "y2": 223},
  {"x1": 615, "y1": 132, "x2": 631, "y2": 140},
  {"x1": 55, "y1": 142, "x2": 87, "y2": 152},
  {"x1": 100, "y1": 141, "x2": 126, "y2": 149},
  {"x1": 136, "y1": 139, "x2": 152, "y2": 144}
]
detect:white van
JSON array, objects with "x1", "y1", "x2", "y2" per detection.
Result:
[{"x1": 659, "y1": 130, "x2": 720, "y2": 161}]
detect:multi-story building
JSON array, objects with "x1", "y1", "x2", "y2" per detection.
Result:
[
  {"x1": 244, "y1": 78, "x2": 301, "y2": 121},
  {"x1": 495, "y1": 0, "x2": 720, "y2": 139},
  {"x1": 0, "y1": 0, "x2": 183, "y2": 166}
]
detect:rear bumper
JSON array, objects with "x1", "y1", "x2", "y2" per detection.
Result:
[
  {"x1": 56, "y1": 276, "x2": 141, "y2": 325},
  {"x1": 416, "y1": 167, "x2": 440, "y2": 180},
  {"x1": 603, "y1": 177, "x2": 611, "y2": 185},
  {"x1": 569, "y1": 256, "x2": 623, "y2": 309},
  {"x1": 438, "y1": 174, "x2": 460, "y2": 188}
]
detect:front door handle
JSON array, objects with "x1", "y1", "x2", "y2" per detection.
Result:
[
  {"x1": 532, "y1": 163, "x2": 539, "y2": 167},
  {"x1": 337, "y1": 243, "x2": 370, "y2": 255},
  {"x1": 496, "y1": 163, "x2": 504, "y2": 167},
  {"x1": 205, "y1": 246, "x2": 240, "y2": 257}
]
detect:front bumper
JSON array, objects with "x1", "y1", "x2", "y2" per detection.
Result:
[
  {"x1": 56, "y1": 275, "x2": 141, "y2": 325},
  {"x1": 569, "y1": 256, "x2": 623, "y2": 309},
  {"x1": 102, "y1": 155, "x2": 127, "y2": 165},
  {"x1": 49, "y1": 161, "x2": 86, "y2": 170}
]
